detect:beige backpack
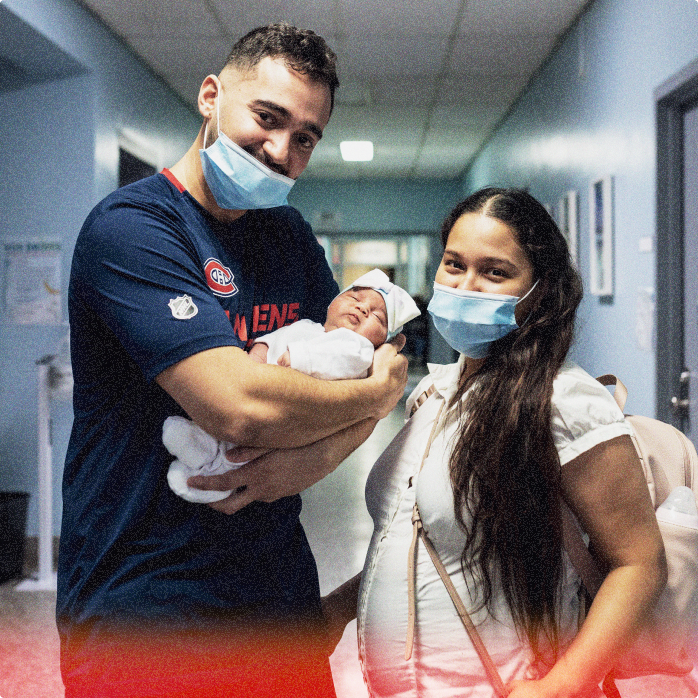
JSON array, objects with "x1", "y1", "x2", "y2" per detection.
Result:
[{"x1": 562, "y1": 376, "x2": 698, "y2": 688}]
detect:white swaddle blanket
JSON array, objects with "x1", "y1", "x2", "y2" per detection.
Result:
[{"x1": 163, "y1": 415, "x2": 240, "y2": 503}]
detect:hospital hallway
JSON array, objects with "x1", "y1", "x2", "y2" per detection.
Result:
[{"x1": 2, "y1": 368, "x2": 698, "y2": 698}]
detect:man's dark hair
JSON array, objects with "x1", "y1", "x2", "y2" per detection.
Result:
[{"x1": 224, "y1": 23, "x2": 339, "y2": 111}]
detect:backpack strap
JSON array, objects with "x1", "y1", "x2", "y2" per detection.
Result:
[
  {"x1": 404, "y1": 399, "x2": 509, "y2": 698},
  {"x1": 409, "y1": 384, "x2": 436, "y2": 417},
  {"x1": 408, "y1": 501, "x2": 509, "y2": 698},
  {"x1": 596, "y1": 374, "x2": 628, "y2": 412},
  {"x1": 406, "y1": 400, "x2": 444, "y2": 659}
]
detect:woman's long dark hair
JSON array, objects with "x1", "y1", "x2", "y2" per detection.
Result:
[{"x1": 443, "y1": 188, "x2": 583, "y2": 659}]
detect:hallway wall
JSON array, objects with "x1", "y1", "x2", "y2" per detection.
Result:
[
  {"x1": 0, "y1": 0, "x2": 200, "y2": 535},
  {"x1": 290, "y1": 177, "x2": 460, "y2": 234},
  {"x1": 462, "y1": 0, "x2": 698, "y2": 417}
]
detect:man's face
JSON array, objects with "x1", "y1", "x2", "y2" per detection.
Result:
[
  {"x1": 324, "y1": 287, "x2": 389, "y2": 348},
  {"x1": 213, "y1": 56, "x2": 332, "y2": 180}
]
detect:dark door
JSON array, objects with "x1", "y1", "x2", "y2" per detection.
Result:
[
  {"x1": 119, "y1": 147, "x2": 156, "y2": 188},
  {"x1": 683, "y1": 100, "x2": 698, "y2": 445}
]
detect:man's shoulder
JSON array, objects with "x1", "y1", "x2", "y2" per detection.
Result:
[
  {"x1": 79, "y1": 174, "x2": 192, "y2": 246},
  {"x1": 97, "y1": 173, "x2": 177, "y2": 215}
]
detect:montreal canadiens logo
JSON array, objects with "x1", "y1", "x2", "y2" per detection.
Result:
[{"x1": 204, "y1": 258, "x2": 238, "y2": 297}]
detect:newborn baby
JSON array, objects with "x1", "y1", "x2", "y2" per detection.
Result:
[{"x1": 163, "y1": 269, "x2": 420, "y2": 503}]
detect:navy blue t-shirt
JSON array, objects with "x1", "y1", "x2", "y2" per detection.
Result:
[{"x1": 57, "y1": 171, "x2": 339, "y2": 658}]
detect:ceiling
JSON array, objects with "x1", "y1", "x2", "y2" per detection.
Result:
[{"x1": 77, "y1": 0, "x2": 589, "y2": 180}]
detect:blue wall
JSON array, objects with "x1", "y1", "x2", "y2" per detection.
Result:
[
  {"x1": 0, "y1": 0, "x2": 200, "y2": 535},
  {"x1": 463, "y1": 0, "x2": 698, "y2": 417},
  {"x1": 290, "y1": 177, "x2": 460, "y2": 235}
]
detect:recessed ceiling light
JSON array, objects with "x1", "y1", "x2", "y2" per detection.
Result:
[{"x1": 340, "y1": 141, "x2": 373, "y2": 162}]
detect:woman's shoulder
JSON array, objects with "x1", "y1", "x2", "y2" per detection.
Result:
[
  {"x1": 553, "y1": 360, "x2": 641, "y2": 403},
  {"x1": 552, "y1": 361, "x2": 607, "y2": 395},
  {"x1": 551, "y1": 361, "x2": 632, "y2": 465},
  {"x1": 551, "y1": 360, "x2": 625, "y2": 414}
]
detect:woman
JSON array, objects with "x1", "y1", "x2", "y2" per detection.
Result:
[{"x1": 323, "y1": 188, "x2": 667, "y2": 697}]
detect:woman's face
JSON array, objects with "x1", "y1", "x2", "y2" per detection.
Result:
[{"x1": 435, "y1": 212, "x2": 536, "y2": 324}]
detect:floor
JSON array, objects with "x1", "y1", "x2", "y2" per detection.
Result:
[
  {"x1": 0, "y1": 373, "x2": 420, "y2": 698},
  {"x1": 0, "y1": 584, "x2": 64, "y2": 698}
]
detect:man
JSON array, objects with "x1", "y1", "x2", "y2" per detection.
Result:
[{"x1": 57, "y1": 24, "x2": 407, "y2": 698}]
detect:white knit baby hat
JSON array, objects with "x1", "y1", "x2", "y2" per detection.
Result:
[{"x1": 343, "y1": 269, "x2": 420, "y2": 340}]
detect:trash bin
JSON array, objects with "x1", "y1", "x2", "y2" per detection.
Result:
[{"x1": 0, "y1": 492, "x2": 29, "y2": 583}]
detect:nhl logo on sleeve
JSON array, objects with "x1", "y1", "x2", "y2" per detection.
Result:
[{"x1": 168, "y1": 294, "x2": 198, "y2": 320}]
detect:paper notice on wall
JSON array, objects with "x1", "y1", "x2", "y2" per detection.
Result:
[{"x1": 3, "y1": 240, "x2": 62, "y2": 324}]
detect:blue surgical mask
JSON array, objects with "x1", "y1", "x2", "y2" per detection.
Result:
[
  {"x1": 198, "y1": 91, "x2": 295, "y2": 210},
  {"x1": 427, "y1": 280, "x2": 538, "y2": 358}
]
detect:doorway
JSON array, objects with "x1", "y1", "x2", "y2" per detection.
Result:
[
  {"x1": 119, "y1": 148, "x2": 156, "y2": 188},
  {"x1": 656, "y1": 57, "x2": 698, "y2": 446},
  {"x1": 682, "y1": 100, "x2": 698, "y2": 443}
]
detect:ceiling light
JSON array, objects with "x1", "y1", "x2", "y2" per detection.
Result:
[{"x1": 340, "y1": 141, "x2": 373, "y2": 162}]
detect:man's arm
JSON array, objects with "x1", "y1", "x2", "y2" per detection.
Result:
[
  {"x1": 155, "y1": 337, "x2": 407, "y2": 449},
  {"x1": 188, "y1": 417, "x2": 380, "y2": 514}
]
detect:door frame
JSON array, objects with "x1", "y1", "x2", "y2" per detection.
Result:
[{"x1": 655, "y1": 57, "x2": 698, "y2": 425}]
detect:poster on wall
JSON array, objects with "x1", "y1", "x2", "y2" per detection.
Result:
[
  {"x1": 589, "y1": 176, "x2": 614, "y2": 296},
  {"x1": 2, "y1": 239, "x2": 62, "y2": 324}
]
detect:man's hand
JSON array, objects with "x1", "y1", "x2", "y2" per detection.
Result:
[
  {"x1": 321, "y1": 573, "x2": 362, "y2": 655},
  {"x1": 276, "y1": 350, "x2": 291, "y2": 367},
  {"x1": 187, "y1": 418, "x2": 378, "y2": 515},
  {"x1": 247, "y1": 342, "x2": 268, "y2": 364},
  {"x1": 369, "y1": 333, "x2": 408, "y2": 419}
]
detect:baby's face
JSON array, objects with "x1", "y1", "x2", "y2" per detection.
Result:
[{"x1": 325, "y1": 287, "x2": 388, "y2": 347}]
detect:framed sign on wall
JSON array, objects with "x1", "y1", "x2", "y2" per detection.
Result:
[{"x1": 589, "y1": 175, "x2": 614, "y2": 296}]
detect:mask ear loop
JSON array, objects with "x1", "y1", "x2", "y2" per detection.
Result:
[
  {"x1": 516, "y1": 279, "x2": 540, "y2": 329},
  {"x1": 516, "y1": 278, "x2": 539, "y2": 305}
]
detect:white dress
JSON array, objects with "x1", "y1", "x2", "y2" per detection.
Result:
[{"x1": 357, "y1": 357, "x2": 633, "y2": 698}]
